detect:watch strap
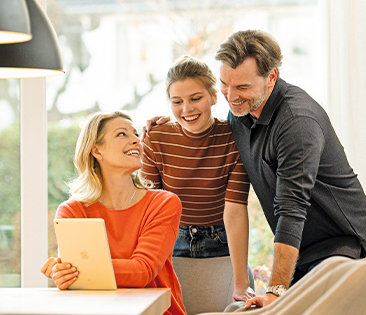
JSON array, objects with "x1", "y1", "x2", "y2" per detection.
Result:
[{"x1": 266, "y1": 285, "x2": 287, "y2": 297}]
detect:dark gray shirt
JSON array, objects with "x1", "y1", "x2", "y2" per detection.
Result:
[{"x1": 229, "y1": 79, "x2": 366, "y2": 265}]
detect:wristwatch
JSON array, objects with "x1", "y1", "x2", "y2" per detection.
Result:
[{"x1": 266, "y1": 285, "x2": 287, "y2": 297}]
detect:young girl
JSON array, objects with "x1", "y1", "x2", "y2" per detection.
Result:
[
  {"x1": 141, "y1": 55, "x2": 255, "y2": 302},
  {"x1": 41, "y1": 111, "x2": 186, "y2": 315}
]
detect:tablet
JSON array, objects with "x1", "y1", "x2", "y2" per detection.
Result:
[{"x1": 54, "y1": 218, "x2": 117, "y2": 290}]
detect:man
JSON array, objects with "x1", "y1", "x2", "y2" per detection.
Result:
[{"x1": 215, "y1": 29, "x2": 366, "y2": 309}]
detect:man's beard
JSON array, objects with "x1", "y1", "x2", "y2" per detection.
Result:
[{"x1": 231, "y1": 84, "x2": 268, "y2": 117}]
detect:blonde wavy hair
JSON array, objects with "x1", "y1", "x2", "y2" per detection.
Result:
[{"x1": 68, "y1": 111, "x2": 152, "y2": 204}]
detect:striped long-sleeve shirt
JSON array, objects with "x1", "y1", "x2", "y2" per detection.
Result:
[{"x1": 141, "y1": 118, "x2": 250, "y2": 226}]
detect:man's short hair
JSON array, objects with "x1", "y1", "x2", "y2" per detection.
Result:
[{"x1": 215, "y1": 30, "x2": 283, "y2": 80}]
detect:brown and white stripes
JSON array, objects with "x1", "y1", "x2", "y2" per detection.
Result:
[{"x1": 141, "y1": 118, "x2": 250, "y2": 226}]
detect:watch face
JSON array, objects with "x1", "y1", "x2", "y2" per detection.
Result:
[
  {"x1": 276, "y1": 285, "x2": 286, "y2": 296},
  {"x1": 266, "y1": 285, "x2": 287, "y2": 297}
]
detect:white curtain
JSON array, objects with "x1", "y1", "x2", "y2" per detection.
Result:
[{"x1": 319, "y1": 0, "x2": 366, "y2": 188}]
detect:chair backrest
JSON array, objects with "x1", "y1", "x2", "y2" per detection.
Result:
[
  {"x1": 172, "y1": 256, "x2": 234, "y2": 315},
  {"x1": 300, "y1": 259, "x2": 366, "y2": 315},
  {"x1": 201, "y1": 257, "x2": 366, "y2": 315}
]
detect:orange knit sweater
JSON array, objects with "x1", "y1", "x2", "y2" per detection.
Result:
[{"x1": 56, "y1": 189, "x2": 186, "y2": 315}]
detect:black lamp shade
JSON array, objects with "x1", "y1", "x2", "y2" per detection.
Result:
[
  {"x1": 0, "y1": 0, "x2": 32, "y2": 44},
  {"x1": 0, "y1": 0, "x2": 64, "y2": 78}
]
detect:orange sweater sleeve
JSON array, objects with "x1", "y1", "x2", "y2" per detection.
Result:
[{"x1": 111, "y1": 192, "x2": 181, "y2": 287}]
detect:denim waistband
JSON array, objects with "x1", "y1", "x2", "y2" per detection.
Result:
[{"x1": 179, "y1": 223, "x2": 225, "y2": 238}]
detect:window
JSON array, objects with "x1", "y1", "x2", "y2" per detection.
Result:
[
  {"x1": 0, "y1": 79, "x2": 21, "y2": 287},
  {"x1": 0, "y1": 0, "x2": 323, "y2": 292},
  {"x1": 0, "y1": 0, "x2": 323, "y2": 291},
  {"x1": 46, "y1": 0, "x2": 321, "y2": 293}
]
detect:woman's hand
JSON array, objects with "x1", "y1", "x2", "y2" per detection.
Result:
[
  {"x1": 40, "y1": 257, "x2": 79, "y2": 290},
  {"x1": 233, "y1": 286, "x2": 256, "y2": 302},
  {"x1": 40, "y1": 257, "x2": 60, "y2": 278}
]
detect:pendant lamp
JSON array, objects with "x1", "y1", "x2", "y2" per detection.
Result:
[
  {"x1": 0, "y1": 0, "x2": 32, "y2": 44},
  {"x1": 0, "y1": 0, "x2": 64, "y2": 78}
]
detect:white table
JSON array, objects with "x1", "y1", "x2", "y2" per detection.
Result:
[{"x1": 0, "y1": 288, "x2": 171, "y2": 315}]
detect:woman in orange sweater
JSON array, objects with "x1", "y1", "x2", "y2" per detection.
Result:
[{"x1": 41, "y1": 111, "x2": 186, "y2": 315}]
